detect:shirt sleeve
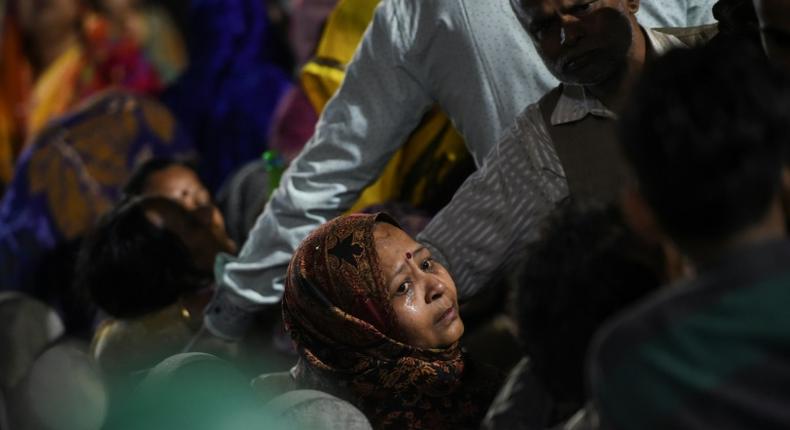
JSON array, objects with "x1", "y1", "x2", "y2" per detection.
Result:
[
  {"x1": 417, "y1": 105, "x2": 568, "y2": 300},
  {"x1": 685, "y1": 0, "x2": 717, "y2": 26},
  {"x1": 204, "y1": 0, "x2": 435, "y2": 339}
]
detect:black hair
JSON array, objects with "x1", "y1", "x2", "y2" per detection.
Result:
[
  {"x1": 517, "y1": 201, "x2": 664, "y2": 412},
  {"x1": 620, "y1": 41, "x2": 790, "y2": 241},
  {"x1": 712, "y1": 0, "x2": 761, "y2": 44},
  {"x1": 75, "y1": 197, "x2": 202, "y2": 319},
  {"x1": 123, "y1": 158, "x2": 198, "y2": 197}
]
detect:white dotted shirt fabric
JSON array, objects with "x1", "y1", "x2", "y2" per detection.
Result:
[{"x1": 205, "y1": 0, "x2": 717, "y2": 338}]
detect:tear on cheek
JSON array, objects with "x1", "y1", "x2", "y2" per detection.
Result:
[{"x1": 404, "y1": 288, "x2": 417, "y2": 311}]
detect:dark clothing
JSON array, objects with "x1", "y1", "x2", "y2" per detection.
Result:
[
  {"x1": 589, "y1": 240, "x2": 790, "y2": 429},
  {"x1": 483, "y1": 358, "x2": 588, "y2": 430}
]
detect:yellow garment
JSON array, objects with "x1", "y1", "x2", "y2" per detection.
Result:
[
  {"x1": 0, "y1": 19, "x2": 85, "y2": 188},
  {"x1": 27, "y1": 44, "x2": 84, "y2": 139},
  {"x1": 0, "y1": 20, "x2": 29, "y2": 186},
  {"x1": 300, "y1": 0, "x2": 470, "y2": 212}
]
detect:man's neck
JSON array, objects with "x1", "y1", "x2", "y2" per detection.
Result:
[
  {"x1": 683, "y1": 200, "x2": 788, "y2": 269},
  {"x1": 587, "y1": 25, "x2": 649, "y2": 112}
]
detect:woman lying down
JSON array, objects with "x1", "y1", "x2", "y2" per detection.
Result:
[{"x1": 281, "y1": 213, "x2": 502, "y2": 429}]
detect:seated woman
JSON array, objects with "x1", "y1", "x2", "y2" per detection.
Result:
[
  {"x1": 280, "y1": 213, "x2": 501, "y2": 429},
  {"x1": 78, "y1": 196, "x2": 236, "y2": 378},
  {"x1": 123, "y1": 157, "x2": 237, "y2": 258}
]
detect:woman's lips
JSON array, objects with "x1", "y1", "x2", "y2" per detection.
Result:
[{"x1": 435, "y1": 305, "x2": 458, "y2": 325}]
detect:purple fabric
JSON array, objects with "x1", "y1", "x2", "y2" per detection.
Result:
[
  {"x1": 0, "y1": 92, "x2": 193, "y2": 297},
  {"x1": 289, "y1": 0, "x2": 339, "y2": 66},
  {"x1": 162, "y1": 0, "x2": 293, "y2": 192},
  {"x1": 268, "y1": 85, "x2": 319, "y2": 164}
]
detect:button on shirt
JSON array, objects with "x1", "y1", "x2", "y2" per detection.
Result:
[
  {"x1": 206, "y1": 0, "x2": 716, "y2": 338},
  {"x1": 418, "y1": 28, "x2": 692, "y2": 299}
]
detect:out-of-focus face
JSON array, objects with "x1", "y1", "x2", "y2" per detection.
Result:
[
  {"x1": 143, "y1": 165, "x2": 236, "y2": 255},
  {"x1": 99, "y1": 0, "x2": 140, "y2": 20},
  {"x1": 143, "y1": 198, "x2": 236, "y2": 273},
  {"x1": 754, "y1": 0, "x2": 790, "y2": 72},
  {"x1": 510, "y1": 0, "x2": 640, "y2": 85},
  {"x1": 373, "y1": 223, "x2": 464, "y2": 349},
  {"x1": 13, "y1": 0, "x2": 82, "y2": 36}
]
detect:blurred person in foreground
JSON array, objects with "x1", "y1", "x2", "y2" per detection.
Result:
[
  {"x1": 106, "y1": 351, "x2": 372, "y2": 430},
  {"x1": 0, "y1": 293, "x2": 107, "y2": 430},
  {"x1": 589, "y1": 41, "x2": 790, "y2": 429},
  {"x1": 483, "y1": 202, "x2": 666, "y2": 430}
]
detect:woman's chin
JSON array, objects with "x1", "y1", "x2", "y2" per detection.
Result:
[{"x1": 438, "y1": 320, "x2": 465, "y2": 348}]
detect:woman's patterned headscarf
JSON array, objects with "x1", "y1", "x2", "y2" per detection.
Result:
[{"x1": 282, "y1": 214, "x2": 493, "y2": 429}]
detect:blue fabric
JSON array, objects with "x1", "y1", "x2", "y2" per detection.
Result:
[
  {"x1": 0, "y1": 91, "x2": 193, "y2": 294},
  {"x1": 162, "y1": 0, "x2": 293, "y2": 191}
]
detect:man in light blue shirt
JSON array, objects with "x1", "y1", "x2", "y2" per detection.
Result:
[{"x1": 206, "y1": 0, "x2": 716, "y2": 339}]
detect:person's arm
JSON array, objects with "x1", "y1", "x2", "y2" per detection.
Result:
[
  {"x1": 204, "y1": 0, "x2": 435, "y2": 339},
  {"x1": 418, "y1": 105, "x2": 569, "y2": 300}
]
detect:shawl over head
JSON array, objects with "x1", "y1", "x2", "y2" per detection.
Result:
[{"x1": 282, "y1": 213, "x2": 494, "y2": 429}]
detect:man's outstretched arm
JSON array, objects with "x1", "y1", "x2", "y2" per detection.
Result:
[{"x1": 204, "y1": 0, "x2": 434, "y2": 339}]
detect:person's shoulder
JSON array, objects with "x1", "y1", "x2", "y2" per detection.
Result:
[
  {"x1": 653, "y1": 23, "x2": 720, "y2": 47},
  {"x1": 503, "y1": 95, "x2": 554, "y2": 146},
  {"x1": 587, "y1": 274, "x2": 708, "y2": 389},
  {"x1": 592, "y1": 278, "x2": 685, "y2": 345},
  {"x1": 266, "y1": 389, "x2": 373, "y2": 430}
]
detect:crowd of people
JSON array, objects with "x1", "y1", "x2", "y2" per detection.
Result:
[{"x1": 2, "y1": 0, "x2": 790, "y2": 429}]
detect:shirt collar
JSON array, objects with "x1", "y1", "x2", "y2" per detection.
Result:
[{"x1": 550, "y1": 27, "x2": 686, "y2": 126}]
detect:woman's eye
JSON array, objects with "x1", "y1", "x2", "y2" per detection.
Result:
[
  {"x1": 420, "y1": 258, "x2": 434, "y2": 272},
  {"x1": 395, "y1": 282, "x2": 410, "y2": 296}
]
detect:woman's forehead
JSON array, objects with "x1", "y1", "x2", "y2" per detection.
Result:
[{"x1": 373, "y1": 223, "x2": 417, "y2": 253}]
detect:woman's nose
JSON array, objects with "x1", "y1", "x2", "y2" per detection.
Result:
[{"x1": 424, "y1": 276, "x2": 446, "y2": 304}]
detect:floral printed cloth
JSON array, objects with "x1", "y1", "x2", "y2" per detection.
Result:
[{"x1": 282, "y1": 213, "x2": 499, "y2": 429}]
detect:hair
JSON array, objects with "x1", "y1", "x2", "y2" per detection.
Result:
[
  {"x1": 620, "y1": 41, "x2": 790, "y2": 242},
  {"x1": 75, "y1": 197, "x2": 202, "y2": 319},
  {"x1": 712, "y1": 0, "x2": 760, "y2": 42},
  {"x1": 123, "y1": 158, "x2": 198, "y2": 197},
  {"x1": 517, "y1": 201, "x2": 664, "y2": 410}
]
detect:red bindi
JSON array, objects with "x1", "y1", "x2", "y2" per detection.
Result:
[{"x1": 406, "y1": 252, "x2": 412, "y2": 260}]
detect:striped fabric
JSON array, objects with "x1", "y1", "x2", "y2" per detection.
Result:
[
  {"x1": 204, "y1": 0, "x2": 718, "y2": 338},
  {"x1": 418, "y1": 28, "x2": 687, "y2": 299}
]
